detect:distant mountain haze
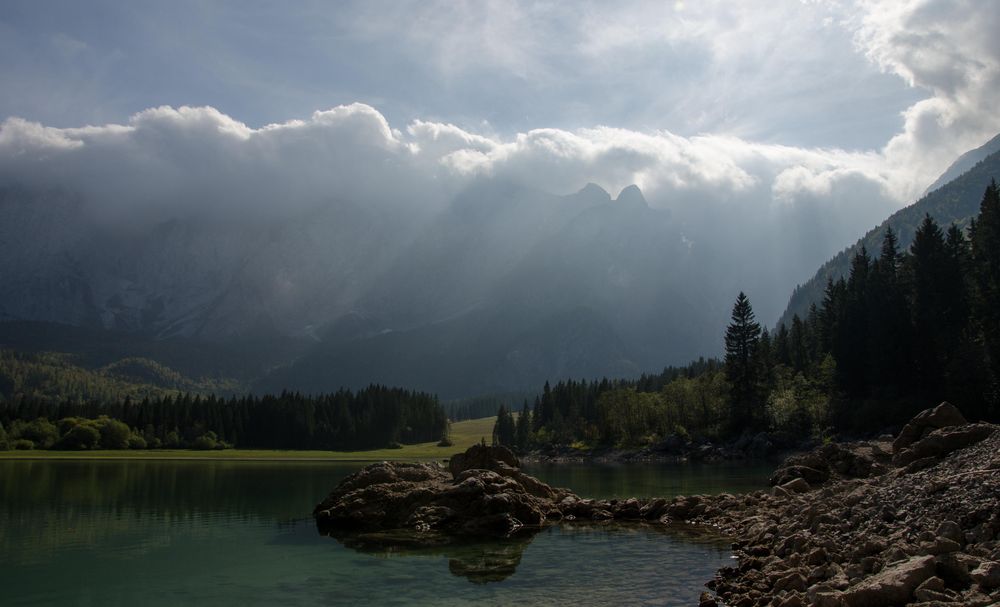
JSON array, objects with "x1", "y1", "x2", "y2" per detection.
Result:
[{"x1": 3, "y1": 120, "x2": 994, "y2": 398}]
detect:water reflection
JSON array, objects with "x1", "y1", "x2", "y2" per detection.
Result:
[
  {"x1": 319, "y1": 521, "x2": 731, "y2": 585},
  {"x1": 0, "y1": 459, "x2": 758, "y2": 606},
  {"x1": 325, "y1": 529, "x2": 537, "y2": 583}
]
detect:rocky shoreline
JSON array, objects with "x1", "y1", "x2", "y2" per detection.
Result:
[{"x1": 314, "y1": 403, "x2": 1000, "y2": 606}]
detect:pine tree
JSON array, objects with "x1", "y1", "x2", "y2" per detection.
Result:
[
  {"x1": 970, "y1": 180, "x2": 1000, "y2": 413},
  {"x1": 724, "y1": 292, "x2": 762, "y2": 434},
  {"x1": 515, "y1": 401, "x2": 531, "y2": 451}
]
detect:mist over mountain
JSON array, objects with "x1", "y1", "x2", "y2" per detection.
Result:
[
  {"x1": 779, "y1": 141, "x2": 1000, "y2": 329},
  {"x1": 0, "y1": 100, "x2": 930, "y2": 397}
]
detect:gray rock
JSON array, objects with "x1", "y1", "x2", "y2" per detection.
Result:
[
  {"x1": 971, "y1": 560, "x2": 1000, "y2": 589},
  {"x1": 893, "y1": 402, "x2": 967, "y2": 453},
  {"x1": 935, "y1": 521, "x2": 964, "y2": 544},
  {"x1": 314, "y1": 447, "x2": 573, "y2": 538},
  {"x1": 782, "y1": 477, "x2": 812, "y2": 494},
  {"x1": 840, "y1": 555, "x2": 936, "y2": 607},
  {"x1": 893, "y1": 423, "x2": 995, "y2": 467}
]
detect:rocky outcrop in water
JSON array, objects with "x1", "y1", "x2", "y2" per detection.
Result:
[{"x1": 314, "y1": 445, "x2": 581, "y2": 537}]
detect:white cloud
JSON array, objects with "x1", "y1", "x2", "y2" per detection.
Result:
[
  {"x1": 851, "y1": 0, "x2": 1000, "y2": 200},
  {"x1": 0, "y1": 101, "x2": 901, "y2": 254}
]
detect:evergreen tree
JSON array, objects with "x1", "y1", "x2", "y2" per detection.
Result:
[
  {"x1": 515, "y1": 401, "x2": 531, "y2": 451},
  {"x1": 724, "y1": 292, "x2": 762, "y2": 434},
  {"x1": 970, "y1": 180, "x2": 1000, "y2": 413}
]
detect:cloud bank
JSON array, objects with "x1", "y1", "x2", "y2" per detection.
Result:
[{"x1": 1, "y1": 0, "x2": 1000, "y2": 328}]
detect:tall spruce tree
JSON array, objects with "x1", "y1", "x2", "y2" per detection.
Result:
[
  {"x1": 971, "y1": 180, "x2": 1000, "y2": 413},
  {"x1": 724, "y1": 292, "x2": 762, "y2": 434}
]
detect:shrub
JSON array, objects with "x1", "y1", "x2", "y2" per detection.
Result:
[
  {"x1": 127, "y1": 434, "x2": 148, "y2": 449},
  {"x1": 95, "y1": 417, "x2": 131, "y2": 449},
  {"x1": 58, "y1": 424, "x2": 101, "y2": 450},
  {"x1": 14, "y1": 439, "x2": 34, "y2": 450},
  {"x1": 387, "y1": 441, "x2": 403, "y2": 449},
  {"x1": 191, "y1": 431, "x2": 219, "y2": 450},
  {"x1": 18, "y1": 418, "x2": 60, "y2": 449},
  {"x1": 437, "y1": 434, "x2": 454, "y2": 447}
]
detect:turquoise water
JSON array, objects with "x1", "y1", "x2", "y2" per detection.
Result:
[{"x1": 0, "y1": 459, "x2": 768, "y2": 606}]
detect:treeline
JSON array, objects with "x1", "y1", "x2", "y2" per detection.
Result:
[
  {"x1": 0, "y1": 349, "x2": 236, "y2": 404},
  {"x1": 0, "y1": 385, "x2": 448, "y2": 451},
  {"x1": 496, "y1": 183, "x2": 1000, "y2": 449}
]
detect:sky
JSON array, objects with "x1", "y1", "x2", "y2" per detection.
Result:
[{"x1": 2, "y1": 0, "x2": 1000, "y2": 258}]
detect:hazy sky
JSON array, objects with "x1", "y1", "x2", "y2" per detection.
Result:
[{"x1": 2, "y1": 0, "x2": 1000, "y2": 235}]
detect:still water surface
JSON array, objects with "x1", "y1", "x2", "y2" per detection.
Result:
[{"x1": 0, "y1": 459, "x2": 770, "y2": 606}]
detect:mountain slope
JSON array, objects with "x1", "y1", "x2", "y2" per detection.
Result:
[
  {"x1": 924, "y1": 133, "x2": 1000, "y2": 195},
  {"x1": 778, "y1": 148, "x2": 1000, "y2": 328}
]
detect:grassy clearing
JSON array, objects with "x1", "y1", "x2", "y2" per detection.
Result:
[{"x1": 0, "y1": 416, "x2": 496, "y2": 462}]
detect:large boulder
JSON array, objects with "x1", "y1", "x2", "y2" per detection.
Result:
[
  {"x1": 892, "y1": 423, "x2": 995, "y2": 467},
  {"x1": 892, "y1": 402, "x2": 967, "y2": 453},
  {"x1": 840, "y1": 555, "x2": 936, "y2": 607}
]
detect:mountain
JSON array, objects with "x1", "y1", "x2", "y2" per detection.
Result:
[
  {"x1": 1, "y1": 178, "x2": 736, "y2": 398},
  {"x1": 256, "y1": 184, "x2": 729, "y2": 398},
  {"x1": 924, "y1": 133, "x2": 1000, "y2": 195},
  {"x1": 778, "y1": 146, "x2": 1000, "y2": 328}
]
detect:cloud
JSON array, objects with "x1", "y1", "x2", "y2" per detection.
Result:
[
  {"x1": 851, "y1": 0, "x2": 1000, "y2": 200},
  {"x1": 0, "y1": 101, "x2": 903, "y2": 312}
]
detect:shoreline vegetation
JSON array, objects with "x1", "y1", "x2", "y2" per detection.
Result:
[{"x1": 0, "y1": 416, "x2": 497, "y2": 461}]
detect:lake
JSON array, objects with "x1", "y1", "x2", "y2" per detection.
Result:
[{"x1": 0, "y1": 459, "x2": 771, "y2": 606}]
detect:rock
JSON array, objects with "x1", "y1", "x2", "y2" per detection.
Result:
[
  {"x1": 916, "y1": 576, "x2": 946, "y2": 592},
  {"x1": 698, "y1": 591, "x2": 718, "y2": 607},
  {"x1": 893, "y1": 423, "x2": 995, "y2": 466},
  {"x1": 971, "y1": 560, "x2": 1000, "y2": 589},
  {"x1": 781, "y1": 477, "x2": 811, "y2": 494},
  {"x1": 773, "y1": 570, "x2": 808, "y2": 592},
  {"x1": 770, "y1": 465, "x2": 830, "y2": 486},
  {"x1": 840, "y1": 555, "x2": 936, "y2": 607},
  {"x1": 893, "y1": 402, "x2": 967, "y2": 453},
  {"x1": 920, "y1": 536, "x2": 962, "y2": 555},
  {"x1": 315, "y1": 447, "x2": 572, "y2": 538},
  {"x1": 448, "y1": 444, "x2": 520, "y2": 477}
]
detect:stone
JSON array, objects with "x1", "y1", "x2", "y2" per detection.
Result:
[
  {"x1": 840, "y1": 555, "x2": 936, "y2": 607},
  {"x1": 970, "y1": 560, "x2": 1000, "y2": 589},
  {"x1": 893, "y1": 424, "x2": 995, "y2": 467},
  {"x1": 935, "y1": 521, "x2": 964, "y2": 544},
  {"x1": 448, "y1": 444, "x2": 520, "y2": 477},
  {"x1": 893, "y1": 402, "x2": 967, "y2": 453},
  {"x1": 770, "y1": 465, "x2": 830, "y2": 486},
  {"x1": 773, "y1": 570, "x2": 808, "y2": 592},
  {"x1": 781, "y1": 477, "x2": 812, "y2": 494},
  {"x1": 921, "y1": 537, "x2": 963, "y2": 555}
]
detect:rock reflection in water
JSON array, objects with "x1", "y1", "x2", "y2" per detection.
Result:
[
  {"x1": 319, "y1": 527, "x2": 537, "y2": 584},
  {"x1": 319, "y1": 521, "x2": 731, "y2": 586}
]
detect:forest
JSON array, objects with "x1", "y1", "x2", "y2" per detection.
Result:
[
  {"x1": 0, "y1": 386, "x2": 448, "y2": 451},
  {"x1": 494, "y1": 182, "x2": 1000, "y2": 450}
]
